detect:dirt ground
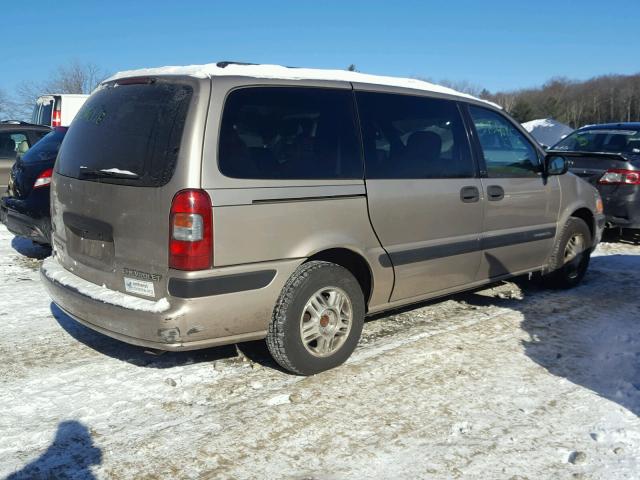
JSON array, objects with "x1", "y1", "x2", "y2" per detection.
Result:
[{"x1": 1, "y1": 225, "x2": 639, "y2": 479}]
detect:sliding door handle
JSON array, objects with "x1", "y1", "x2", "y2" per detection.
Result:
[
  {"x1": 460, "y1": 186, "x2": 480, "y2": 203},
  {"x1": 487, "y1": 185, "x2": 504, "y2": 201}
]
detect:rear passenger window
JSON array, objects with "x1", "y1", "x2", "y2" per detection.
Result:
[
  {"x1": 218, "y1": 87, "x2": 362, "y2": 180},
  {"x1": 0, "y1": 132, "x2": 28, "y2": 158},
  {"x1": 356, "y1": 92, "x2": 474, "y2": 179},
  {"x1": 468, "y1": 106, "x2": 540, "y2": 178}
]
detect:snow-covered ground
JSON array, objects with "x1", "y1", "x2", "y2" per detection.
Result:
[{"x1": 1, "y1": 224, "x2": 639, "y2": 479}]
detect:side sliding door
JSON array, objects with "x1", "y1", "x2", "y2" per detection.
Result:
[{"x1": 358, "y1": 91, "x2": 484, "y2": 302}]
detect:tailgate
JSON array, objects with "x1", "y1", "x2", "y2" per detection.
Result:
[
  {"x1": 51, "y1": 176, "x2": 173, "y2": 299},
  {"x1": 565, "y1": 153, "x2": 632, "y2": 186},
  {"x1": 50, "y1": 76, "x2": 207, "y2": 300}
]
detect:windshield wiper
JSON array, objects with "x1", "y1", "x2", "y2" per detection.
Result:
[{"x1": 78, "y1": 168, "x2": 140, "y2": 180}]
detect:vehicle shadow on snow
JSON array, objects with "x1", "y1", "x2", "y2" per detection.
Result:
[
  {"x1": 461, "y1": 253, "x2": 640, "y2": 417},
  {"x1": 6, "y1": 420, "x2": 102, "y2": 480},
  {"x1": 10, "y1": 236, "x2": 51, "y2": 259},
  {"x1": 50, "y1": 304, "x2": 283, "y2": 371}
]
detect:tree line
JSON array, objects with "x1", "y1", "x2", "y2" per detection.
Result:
[
  {"x1": 395, "y1": 72, "x2": 640, "y2": 129},
  {"x1": 479, "y1": 73, "x2": 640, "y2": 128}
]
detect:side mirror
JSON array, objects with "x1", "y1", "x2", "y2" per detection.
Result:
[{"x1": 545, "y1": 155, "x2": 568, "y2": 176}]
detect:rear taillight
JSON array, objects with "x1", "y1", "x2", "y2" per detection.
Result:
[
  {"x1": 52, "y1": 109, "x2": 61, "y2": 127},
  {"x1": 598, "y1": 169, "x2": 640, "y2": 185},
  {"x1": 169, "y1": 189, "x2": 213, "y2": 271},
  {"x1": 33, "y1": 168, "x2": 53, "y2": 189}
]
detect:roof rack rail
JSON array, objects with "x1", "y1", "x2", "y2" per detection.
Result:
[
  {"x1": 215, "y1": 61, "x2": 299, "y2": 69},
  {"x1": 216, "y1": 61, "x2": 259, "y2": 69}
]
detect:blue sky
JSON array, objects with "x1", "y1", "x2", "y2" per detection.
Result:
[{"x1": 2, "y1": 0, "x2": 639, "y2": 94}]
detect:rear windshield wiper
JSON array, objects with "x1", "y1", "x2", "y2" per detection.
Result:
[{"x1": 78, "y1": 168, "x2": 140, "y2": 180}]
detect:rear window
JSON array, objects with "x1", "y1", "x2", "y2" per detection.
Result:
[
  {"x1": 553, "y1": 128, "x2": 640, "y2": 154},
  {"x1": 22, "y1": 128, "x2": 67, "y2": 164},
  {"x1": 218, "y1": 87, "x2": 362, "y2": 180},
  {"x1": 32, "y1": 99, "x2": 53, "y2": 126},
  {"x1": 56, "y1": 82, "x2": 193, "y2": 186},
  {"x1": 0, "y1": 132, "x2": 28, "y2": 159}
]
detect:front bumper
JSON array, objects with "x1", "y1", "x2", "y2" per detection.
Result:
[
  {"x1": 41, "y1": 254, "x2": 301, "y2": 351},
  {"x1": 0, "y1": 197, "x2": 51, "y2": 244},
  {"x1": 594, "y1": 212, "x2": 606, "y2": 246}
]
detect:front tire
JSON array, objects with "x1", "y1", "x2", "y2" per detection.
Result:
[
  {"x1": 266, "y1": 261, "x2": 365, "y2": 375},
  {"x1": 540, "y1": 217, "x2": 592, "y2": 289}
]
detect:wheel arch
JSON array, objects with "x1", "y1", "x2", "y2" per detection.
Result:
[
  {"x1": 570, "y1": 207, "x2": 595, "y2": 241},
  {"x1": 305, "y1": 248, "x2": 374, "y2": 310}
]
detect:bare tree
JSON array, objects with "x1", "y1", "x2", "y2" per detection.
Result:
[
  {"x1": 438, "y1": 79, "x2": 484, "y2": 97},
  {"x1": 490, "y1": 92, "x2": 518, "y2": 113},
  {"x1": 13, "y1": 81, "x2": 41, "y2": 120},
  {"x1": 48, "y1": 60, "x2": 105, "y2": 94},
  {"x1": 12, "y1": 60, "x2": 108, "y2": 121},
  {"x1": 0, "y1": 88, "x2": 9, "y2": 119},
  {"x1": 0, "y1": 88, "x2": 25, "y2": 120}
]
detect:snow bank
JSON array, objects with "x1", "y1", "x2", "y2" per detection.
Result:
[
  {"x1": 522, "y1": 118, "x2": 574, "y2": 147},
  {"x1": 106, "y1": 63, "x2": 499, "y2": 107},
  {"x1": 41, "y1": 256, "x2": 170, "y2": 313}
]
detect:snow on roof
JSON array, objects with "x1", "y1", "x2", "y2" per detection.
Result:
[{"x1": 106, "y1": 62, "x2": 499, "y2": 108}]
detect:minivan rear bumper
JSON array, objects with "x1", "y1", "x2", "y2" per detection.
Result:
[{"x1": 41, "y1": 255, "x2": 302, "y2": 351}]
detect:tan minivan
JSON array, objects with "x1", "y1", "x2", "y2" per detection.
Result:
[{"x1": 42, "y1": 63, "x2": 605, "y2": 375}]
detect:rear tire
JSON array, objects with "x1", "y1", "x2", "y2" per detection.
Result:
[
  {"x1": 266, "y1": 261, "x2": 365, "y2": 375},
  {"x1": 540, "y1": 217, "x2": 592, "y2": 289}
]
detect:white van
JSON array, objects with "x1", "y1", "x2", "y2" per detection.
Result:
[{"x1": 31, "y1": 94, "x2": 89, "y2": 127}]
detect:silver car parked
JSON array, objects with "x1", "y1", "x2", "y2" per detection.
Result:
[{"x1": 41, "y1": 62, "x2": 605, "y2": 375}]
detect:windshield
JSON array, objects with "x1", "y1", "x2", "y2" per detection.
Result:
[
  {"x1": 22, "y1": 128, "x2": 67, "y2": 164},
  {"x1": 56, "y1": 81, "x2": 193, "y2": 187},
  {"x1": 552, "y1": 128, "x2": 640, "y2": 155}
]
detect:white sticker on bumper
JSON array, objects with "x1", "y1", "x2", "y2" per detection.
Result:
[{"x1": 124, "y1": 277, "x2": 155, "y2": 298}]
